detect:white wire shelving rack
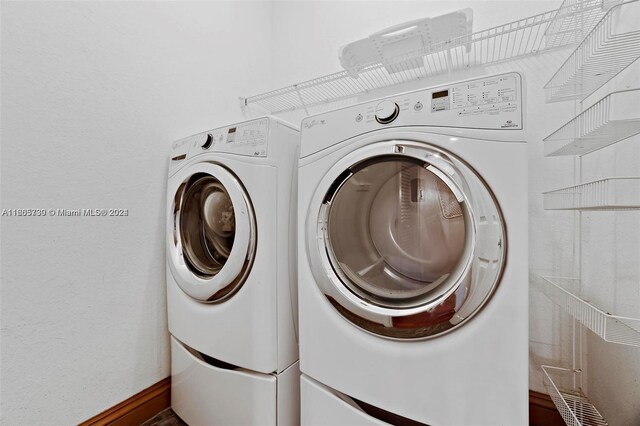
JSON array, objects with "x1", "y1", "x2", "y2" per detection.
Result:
[
  {"x1": 542, "y1": 366, "x2": 608, "y2": 426},
  {"x1": 241, "y1": 2, "x2": 598, "y2": 116},
  {"x1": 543, "y1": 177, "x2": 640, "y2": 210},
  {"x1": 544, "y1": 0, "x2": 621, "y2": 49},
  {"x1": 544, "y1": 0, "x2": 640, "y2": 103},
  {"x1": 536, "y1": 277, "x2": 640, "y2": 346},
  {"x1": 537, "y1": 3, "x2": 640, "y2": 425},
  {"x1": 544, "y1": 89, "x2": 640, "y2": 156}
]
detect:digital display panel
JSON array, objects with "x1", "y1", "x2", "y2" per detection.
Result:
[
  {"x1": 432, "y1": 90, "x2": 449, "y2": 99},
  {"x1": 228, "y1": 127, "x2": 236, "y2": 134}
]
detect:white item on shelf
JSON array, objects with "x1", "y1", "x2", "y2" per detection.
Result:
[
  {"x1": 544, "y1": 0, "x2": 640, "y2": 103},
  {"x1": 338, "y1": 10, "x2": 473, "y2": 77},
  {"x1": 542, "y1": 365, "x2": 608, "y2": 426},
  {"x1": 543, "y1": 177, "x2": 640, "y2": 210},
  {"x1": 544, "y1": 89, "x2": 640, "y2": 156},
  {"x1": 535, "y1": 276, "x2": 640, "y2": 347}
]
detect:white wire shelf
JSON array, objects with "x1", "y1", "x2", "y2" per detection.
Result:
[
  {"x1": 536, "y1": 276, "x2": 640, "y2": 346},
  {"x1": 544, "y1": 0, "x2": 640, "y2": 103},
  {"x1": 543, "y1": 177, "x2": 640, "y2": 210},
  {"x1": 542, "y1": 365, "x2": 608, "y2": 426},
  {"x1": 242, "y1": 4, "x2": 585, "y2": 116},
  {"x1": 544, "y1": 0, "x2": 621, "y2": 49},
  {"x1": 544, "y1": 89, "x2": 640, "y2": 156}
]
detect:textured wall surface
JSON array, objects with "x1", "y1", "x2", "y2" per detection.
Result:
[
  {"x1": 2, "y1": 1, "x2": 638, "y2": 425},
  {"x1": 0, "y1": 2, "x2": 272, "y2": 424}
]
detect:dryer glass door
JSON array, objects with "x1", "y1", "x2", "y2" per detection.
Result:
[
  {"x1": 312, "y1": 145, "x2": 505, "y2": 339},
  {"x1": 169, "y1": 163, "x2": 256, "y2": 303},
  {"x1": 327, "y1": 157, "x2": 467, "y2": 303}
]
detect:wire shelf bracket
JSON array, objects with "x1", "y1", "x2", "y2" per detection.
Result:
[
  {"x1": 536, "y1": 276, "x2": 640, "y2": 346},
  {"x1": 542, "y1": 366, "x2": 609, "y2": 426},
  {"x1": 544, "y1": 88, "x2": 640, "y2": 156}
]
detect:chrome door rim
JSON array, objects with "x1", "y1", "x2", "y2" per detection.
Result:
[
  {"x1": 306, "y1": 140, "x2": 506, "y2": 339},
  {"x1": 321, "y1": 158, "x2": 476, "y2": 309},
  {"x1": 168, "y1": 162, "x2": 256, "y2": 303}
]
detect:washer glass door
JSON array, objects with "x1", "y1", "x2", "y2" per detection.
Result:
[
  {"x1": 169, "y1": 163, "x2": 256, "y2": 303},
  {"x1": 181, "y1": 175, "x2": 237, "y2": 277},
  {"x1": 313, "y1": 143, "x2": 505, "y2": 339}
]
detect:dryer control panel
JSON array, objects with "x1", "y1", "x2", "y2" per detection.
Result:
[
  {"x1": 432, "y1": 75, "x2": 518, "y2": 115},
  {"x1": 300, "y1": 72, "x2": 524, "y2": 158}
]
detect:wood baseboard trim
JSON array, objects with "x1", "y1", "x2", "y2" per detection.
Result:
[
  {"x1": 79, "y1": 377, "x2": 171, "y2": 426},
  {"x1": 529, "y1": 390, "x2": 564, "y2": 426},
  {"x1": 79, "y1": 380, "x2": 560, "y2": 426}
]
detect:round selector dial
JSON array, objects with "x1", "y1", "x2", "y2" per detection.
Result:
[
  {"x1": 375, "y1": 100, "x2": 400, "y2": 124},
  {"x1": 201, "y1": 133, "x2": 213, "y2": 149}
]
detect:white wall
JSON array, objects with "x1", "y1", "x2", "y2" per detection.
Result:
[
  {"x1": 0, "y1": 2, "x2": 272, "y2": 424},
  {"x1": 2, "y1": 1, "x2": 638, "y2": 425}
]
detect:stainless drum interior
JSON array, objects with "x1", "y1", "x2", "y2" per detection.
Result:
[
  {"x1": 180, "y1": 174, "x2": 237, "y2": 278},
  {"x1": 314, "y1": 145, "x2": 506, "y2": 339},
  {"x1": 326, "y1": 156, "x2": 468, "y2": 307},
  {"x1": 170, "y1": 164, "x2": 256, "y2": 304}
]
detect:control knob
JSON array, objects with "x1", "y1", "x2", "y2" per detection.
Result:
[
  {"x1": 375, "y1": 100, "x2": 400, "y2": 124},
  {"x1": 201, "y1": 133, "x2": 213, "y2": 149}
]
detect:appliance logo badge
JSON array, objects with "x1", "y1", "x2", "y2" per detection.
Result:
[
  {"x1": 303, "y1": 119, "x2": 326, "y2": 129},
  {"x1": 501, "y1": 120, "x2": 518, "y2": 128}
]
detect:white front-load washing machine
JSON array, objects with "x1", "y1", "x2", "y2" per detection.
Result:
[
  {"x1": 298, "y1": 72, "x2": 528, "y2": 425},
  {"x1": 167, "y1": 117, "x2": 300, "y2": 425}
]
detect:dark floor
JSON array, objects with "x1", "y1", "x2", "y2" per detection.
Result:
[
  {"x1": 142, "y1": 401, "x2": 564, "y2": 426},
  {"x1": 142, "y1": 408, "x2": 186, "y2": 426}
]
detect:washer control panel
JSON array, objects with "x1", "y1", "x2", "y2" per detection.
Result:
[
  {"x1": 198, "y1": 118, "x2": 269, "y2": 157},
  {"x1": 178, "y1": 118, "x2": 270, "y2": 160},
  {"x1": 170, "y1": 119, "x2": 270, "y2": 170}
]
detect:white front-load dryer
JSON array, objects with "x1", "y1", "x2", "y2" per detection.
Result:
[
  {"x1": 167, "y1": 117, "x2": 300, "y2": 425},
  {"x1": 298, "y1": 72, "x2": 528, "y2": 425}
]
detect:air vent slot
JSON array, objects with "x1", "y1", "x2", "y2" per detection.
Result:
[
  {"x1": 182, "y1": 341, "x2": 241, "y2": 371},
  {"x1": 353, "y1": 397, "x2": 428, "y2": 425}
]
